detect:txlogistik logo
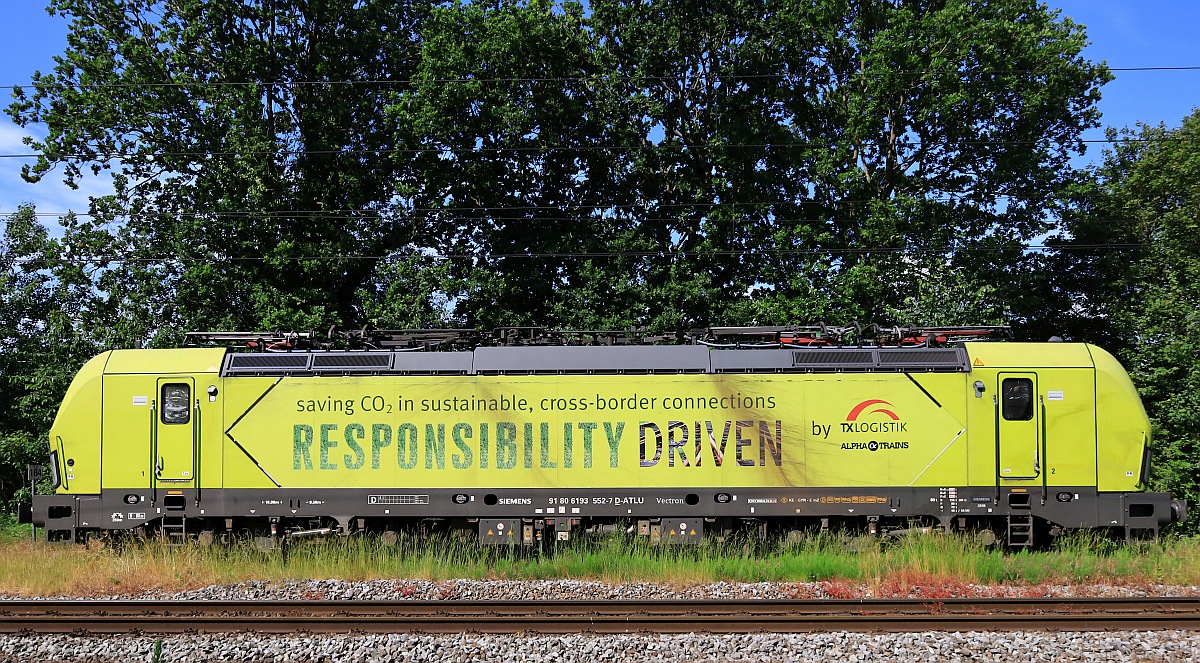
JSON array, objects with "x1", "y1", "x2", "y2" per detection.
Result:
[
  {"x1": 809, "y1": 400, "x2": 910, "y2": 452},
  {"x1": 841, "y1": 399, "x2": 908, "y2": 433}
]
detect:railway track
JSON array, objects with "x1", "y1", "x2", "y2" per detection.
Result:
[{"x1": 2, "y1": 597, "x2": 1199, "y2": 634}]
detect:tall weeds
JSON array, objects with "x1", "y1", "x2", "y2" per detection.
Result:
[{"x1": 1, "y1": 532, "x2": 1197, "y2": 597}]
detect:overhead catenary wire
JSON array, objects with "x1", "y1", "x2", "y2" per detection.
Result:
[
  {"x1": 1, "y1": 65, "x2": 1197, "y2": 91},
  {"x1": 0, "y1": 242, "x2": 1166, "y2": 267},
  {"x1": 0, "y1": 212, "x2": 1151, "y2": 227},
  {"x1": 0, "y1": 197, "x2": 1083, "y2": 215},
  {"x1": 0, "y1": 133, "x2": 1195, "y2": 162}
]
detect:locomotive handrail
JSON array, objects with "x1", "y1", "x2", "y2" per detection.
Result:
[
  {"x1": 1040, "y1": 395, "x2": 1048, "y2": 505},
  {"x1": 993, "y1": 394, "x2": 1001, "y2": 500},
  {"x1": 1034, "y1": 411, "x2": 1041, "y2": 476},
  {"x1": 149, "y1": 400, "x2": 157, "y2": 507},
  {"x1": 193, "y1": 398, "x2": 201, "y2": 507}
]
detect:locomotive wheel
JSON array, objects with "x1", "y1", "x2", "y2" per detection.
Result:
[{"x1": 976, "y1": 529, "x2": 998, "y2": 547}]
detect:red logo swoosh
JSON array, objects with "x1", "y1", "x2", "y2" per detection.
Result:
[{"x1": 846, "y1": 399, "x2": 900, "y2": 421}]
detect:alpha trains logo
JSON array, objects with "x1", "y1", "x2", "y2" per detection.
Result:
[{"x1": 812, "y1": 399, "x2": 910, "y2": 451}]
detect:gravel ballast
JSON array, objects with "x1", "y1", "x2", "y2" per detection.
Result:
[
  {"x1": 3, "y1": 580, "x2": 1199, "y2": 662},
  {"x1": 1, "y1": 631, "x2": 1197, "y2": 662}
]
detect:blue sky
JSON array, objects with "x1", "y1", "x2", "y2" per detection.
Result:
[{"x1": 1, "y1": 1, "x2": 1198, "y2": 220}]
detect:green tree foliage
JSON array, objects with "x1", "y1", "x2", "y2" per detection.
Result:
[
  {"x1": 9, "y1": 0, "x2": 1108, "y2": 335},
  {"x1": 8, "y1": 0, "x2": 432, "y2": 337},
  {"x1": 391, "y1": 0, "x2": 650, "y2": 330},
  {"x1": 1055, "y1": 110, "x2": 1200, "y2": 520},
  {"x1": 592, "y1": 0, "x2": 1108, "y2": 327},
  {"x1": 0, "y1": 207, "x2": 101, "y2": 508}
]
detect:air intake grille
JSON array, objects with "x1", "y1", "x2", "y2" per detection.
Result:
[
  {"x1": 228, "y1": 355, "x2": 309, "y2": 369},
  {"x1": 878, "y1": 349, "x2": 966, "y2": 368},
  {"x1": 792, "y1": 350, "x2": 875, "y2": 366},
  {"x1": 311, "y1": 354, "x2": 391, "y2": 368}
]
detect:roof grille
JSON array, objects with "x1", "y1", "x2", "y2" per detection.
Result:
[
  {"x1": 228, "y1": 355, "x2": 309, "y2": 369},
  {"x1": 879, "y1": 349, "x2": 966, "y2": 368},
  {"x1": 311, "y1": 354, "x2": 391, "y2": 368},
  {"x1": 792, "y1": 350, "x2": 875, "y2": 366}
]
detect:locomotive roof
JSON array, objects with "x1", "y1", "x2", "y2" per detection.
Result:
[
  {"x1": 219, "y1": 345, "x2": 975, "y2": 376},
  {"x1": 96, "y1": 343, "x2": 1099, "y2": 377}
]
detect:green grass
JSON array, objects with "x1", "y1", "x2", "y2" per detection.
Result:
[
  {"x1": 2, "y1": 530, "x2": 1199, "y2": 597},
  {"x1": 0, "y1": 514, "x2": 36, "y2": 544}
]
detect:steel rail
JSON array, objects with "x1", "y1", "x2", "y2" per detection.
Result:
[{"x1": 1, "y1": 598, "x2": 1199, "y2": 634}]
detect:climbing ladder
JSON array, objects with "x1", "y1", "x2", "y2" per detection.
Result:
[
  {"x1": 1007, "y1": 514, "x2": 1034, "y2": 549},
  {"x1": 160, "y1": 515, "x2": 187, "y2": 546}
]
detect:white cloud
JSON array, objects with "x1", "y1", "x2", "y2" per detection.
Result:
[
  {"x1": 0, "y1": 121, "x2": 35, "y2": 152},
  {"x1": 0, "y1": 119, "x2": 115, "y2": 223}
]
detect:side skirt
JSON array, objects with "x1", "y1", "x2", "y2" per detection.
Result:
[{"x1": 39, "y1": 486, "x2": 1178, "y2": 544}]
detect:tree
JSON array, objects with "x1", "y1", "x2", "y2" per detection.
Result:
[
  {"x1": 592, "y1": 0, "x2": 1109, "y2": 328},
  {"x1": 389, "y1": 0, "x2": 650, "y2": 330},
  {"x1": 11, "y1": 0, "x2": 1111, "y2": 337},
  {"x1": 0, "y1": 207, "x2": 101, "y2": 510},
  {"x1": 1055, "y1": 109, "x2": 1200, "y2": 521},
  {"x1": 8, "y1": 0, "x2": 432, "y2": 338}
]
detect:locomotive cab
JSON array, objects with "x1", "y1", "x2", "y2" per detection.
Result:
[
  {"x1": 963, "y1": 342, "x2": 1177, "y2": 544},
  {"x1": 30, "y1": 349, "x2": 225, "y2": 543}
]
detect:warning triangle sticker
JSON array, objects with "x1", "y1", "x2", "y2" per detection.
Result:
[{"x1": 973, "y1": 358, "x2": 984, "y2": 366}]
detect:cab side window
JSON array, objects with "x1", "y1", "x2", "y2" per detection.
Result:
[
  {"x1": 1002, "y1": 378, "x2": 1033, "y2": 421},
  {"x1": 161, "y1": 384, "x2": 191, "y2": 424}
]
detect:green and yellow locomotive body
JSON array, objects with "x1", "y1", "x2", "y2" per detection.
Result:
[{"x1": 31, "y1": 338, "x2": 1183, "y2": 547}]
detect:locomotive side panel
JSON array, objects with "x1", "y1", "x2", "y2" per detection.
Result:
[
  {"x1": 220, "y1": 373, "x2": 970, "y2": 491},
  {"x1": 1090, "y1": 345, "x2": 1152, "y2": 494},
  {"x1": 961, "y1": 344, "x2": 1098, "y2": 490},
  {"x1": 100, "y1": 374, "x2": 156, "y2": 492},
  {"x1": 222, "y1": 377, "x2": 292, "y2": 490},
  {"x1": 1039, "y1": 368, "x2": 1098, "y2": 489},
  {"x1": 102, "y1": 373, "x2": 225, "y2": 494}
]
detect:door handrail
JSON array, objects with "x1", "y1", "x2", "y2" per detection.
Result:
[
  {"x1": 193, "y1": 398, "x2": 201, "y2": 506},
  {"x1": 149, "y1": 400, "x2": 157, "y2": 506},
  {"x1": 1040, "y1": 395, "x2": 1048, "y2": 505},
  {"x1": 993, "y1": 394, "x2": 1001, "y2": 499}
]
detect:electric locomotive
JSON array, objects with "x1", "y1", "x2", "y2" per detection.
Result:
[{"x1": 25, "y1": 325, "x2": 1186, "y2": 548}]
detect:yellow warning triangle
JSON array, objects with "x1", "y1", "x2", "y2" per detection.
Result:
[
  {"x1": 487, "y1": 530, "x2": 494, "y2": 535},
  {"x1": 973, "y1": 358, "x2": 984, "y2": 366},
  {"x1": 689, "y1": 529, "x2": 696, "y2": 535}
]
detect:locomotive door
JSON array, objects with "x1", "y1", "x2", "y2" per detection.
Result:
[
  {"x1": 154, "y1": 377, "x2": 196, "y2": 484},
  {"x1": 996, "y1": 373, "x2": 1040, "y2": 480}
]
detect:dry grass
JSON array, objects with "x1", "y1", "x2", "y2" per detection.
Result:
[{"x1": 0, "y1": 532, "x2": 1198, "y2": 598}]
